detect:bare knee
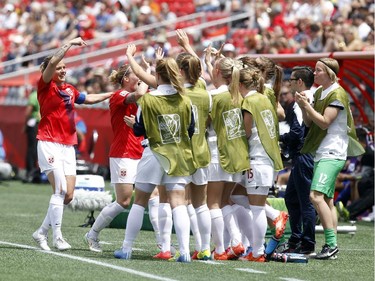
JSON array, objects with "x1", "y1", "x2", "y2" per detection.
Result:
[
  {"x1": 117, "y1": 198, "x2": 131, "y2": 208},
  {"x1": 64, "y1": 193, "x2": 73, "y2": 205}
]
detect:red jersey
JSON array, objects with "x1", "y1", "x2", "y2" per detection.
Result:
[
  {"x1": 109, "y1": 89, "x2": 143, "y2": 159},
  {"x1": 36, "y1": 77, "x2": 85, "y2": 145}
]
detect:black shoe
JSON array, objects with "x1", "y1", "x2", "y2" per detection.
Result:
[
  {"x1": 294, "y1": 245, "x2": 316, "y2": 258},
  {"x1": 315, "y1": 244, "x2": 339, "y2": 260}
]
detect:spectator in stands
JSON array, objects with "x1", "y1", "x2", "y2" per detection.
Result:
[
  {"x1": 32, "y1": 37, "x2": 113, "y2": 252},
  {"x1": 336, "y1": 25, "x2": 364, "y2": 51},
  {"x1": 306, "y1": 23, "x2": 323, "y2": 53},
  {"x1": 222, "y1": 43, "x2": 236, "y2": 58},
  {"x1": 0, "y1": 4, "x2": 18, "y2": 30},
  {"x1": 351, "y1": 13, "x2": 372, "y2": 41}
]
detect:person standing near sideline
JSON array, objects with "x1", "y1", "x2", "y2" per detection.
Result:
[
  {"x1": 24, "y1": 89, "x2": 40, "y2": 183},
  {"x1": 295, "y1": 58, "x2": 364, "y2": 260},
  {"x1": 280, "y1": 66, "x2": 316, "y2": 255},
  {"x1": 238, "y1": 66, "x2": 284, "y2": 262},
  {"x1": 32, "y1": 37, "x2": 113, "y2": 251},
  {"x1": 84, "y1": 60, "x2": 149, "y2": 252}
]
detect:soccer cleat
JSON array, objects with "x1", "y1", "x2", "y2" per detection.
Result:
[
  {"x1": 32, "y1": 231, "x2": 51, "y2": 251},
  {"x1": 239, "y1": 252, "x2": 266, "y2": 262},
  {"x1": 53, "y1": 237, "x2": 71, "y2": 251},
  {"x1": 335, "y1": 202, "x2": 350, "y2": 222},
  {"x1": 114, "y1": 248, "x2": 132, "y2": 259},
  {"x1": 227, "y1": 242, "x2": 245, "y2": 260},
  {"x1": 84, "y1": 233, "x2": 102, "y2": 253},
  {"x1": 197, "y1": 249, "x2": 211, "y2": 260},
  {"x1": 191, "y1": 250, "x2": 199, "y2": 260},
  {"x1": 315, "y1": 244, "x2": 339, "y2": 260},
  {"x1": 176, "y1": 253, "x2": 191, "y2": 263},
  {"x1": 273, "y1": 211, "x2": 289, "y2": 239},
  {"x1": 212, "y1": 251, "x2": 228, "y2": 260},
  {"x1": 153, "y1": 251, "x2": 172, "y2": 260}
]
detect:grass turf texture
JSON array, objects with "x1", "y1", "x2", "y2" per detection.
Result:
[{"x1": 0, "y1": 180, "x2": 374, "y2": 281}]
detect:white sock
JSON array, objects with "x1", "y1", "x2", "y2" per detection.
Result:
[
  {"x1": 122, "y1": 204, "x2": 145, "y2": 251},
  {"x1": 158, "y1": 203, "x2": 172, "y2": 252},
  {"x1": 172, "y1": 205, "x2": 190, "y2": 256},
  {"x1": 222, "y1": 205, "x2": 242, "y2": 246},
  {"x1": 49, "y1": 194, "x2": 65, "y2": 241},
  {"x1": 265, "y1": 204, "x2": 279, "y2": 221},
  {"x1": 187, "y1": 204, "x2": 201, "y2": 251},
  {"x1": 210, "y1": 208, "x2": 225, "y2": 254},
  {"x1": 148, "y1": 196, "x2": 161, "y2": 245},
  {"x1": 89, "y1": 201, "x2": 124, "y2": 239},
  {"x1": 234, "y1": 204, "x2": 253, "y2": 246},
  {"x1": 195, "y1": 204, "x2": 211, "y2": 251},
  {"x1": 250, "y1": 205, "x2": 267, "y2": 257},
  {"x1": 40, "y1": 204, "x2": 52, "y2": 235}
]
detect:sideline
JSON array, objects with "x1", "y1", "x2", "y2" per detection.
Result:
[{"x1": 0, "y1": 240, "x2": 178, "y2": 281}]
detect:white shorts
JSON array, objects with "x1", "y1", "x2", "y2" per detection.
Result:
[
  {"x1": 37, "y1": 140, "x2": 76, "y2": 175},
  {"x1": 208, "y1": 162, "x2": 242, "y2": 182},
  {"x1": 135, "y1": 147, "x2": 191, "y2": 193},
  {"x1": 244, "y1": 163, "x2": 274, "y2": 195},
  {"x1": 191, "y1": 167, "x2": 208, "y2": 185},
  {"x1": 110, "y1": 157, "x2": 139, "y2": 184}
]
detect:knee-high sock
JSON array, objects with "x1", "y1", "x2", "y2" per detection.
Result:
[
  {"x1": 233, "y1": 204, "x2": 253, "y2": 247},
  {"x1": 122, "y1": 204, "x2": 145, "y2": 251},
  {"x1": 222, "y1": 205, "x2": 242, "y2": 246},
  {"x1": 148, "y1": 196, "x2": 161, "y2": 245},
  {"x1": 172, "y1": 205, "x2": 190, "y2": 256},
  {"x1": 89, "y1": 201, "x2": 124, "y2": 239},
  {"x1": 210, "y1": 208, "x2": 225, "y2": 254},
  {"x1": 195, "y1": 204, "x2": 211, "y2": 251},
  {"x1": 250, "y1": 205, "x2": 267, "y2": 257},
  {"x1": 265, "y1": 204, "x2": 279, "y2": 221},
  {"x1": 158, "y1": 203, "x2": 172, "y2": 252},
  {"x1": 49, "y1": 194, "x2": 65, "y2": 241},
  {"x1": 187, "y1": 204, "x2": 201, "y2": 251},
  {"x1": 39, "y1": 204, "x2": 52, "y2": 235}
]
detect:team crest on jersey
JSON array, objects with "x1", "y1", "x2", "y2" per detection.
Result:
[
  {"x1": 119, "y1": 91, "x2": 127, "y2": 97},
  {"x1": 120, "y1": 168, "x2": 127, "y2": 177},
  {"x1": 157, "y1": 114, "x2": 181, "y2": 144},
  {"x1": 48, "y1": 156, "x2": 54, "y2": 164},
  {"x1": 222, "y1": 108, "x2": 246, "y2": 140}
]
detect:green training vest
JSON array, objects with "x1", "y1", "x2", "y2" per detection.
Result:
[
  {"x1": 185, "y1": 83, "x2": 211, "y2": 168},
  {"x1": 242, "y1": 92, "x2": 284, "y2": 171},
  {"x1": 211, "y1": 91, "x2": 250, "y2": 173},
  {"x1": 301, "y1": 86, "x2": 365, "y2": 157},
  {"x1": 140, "y1": 93, "x2": 196, "y2": 176}
]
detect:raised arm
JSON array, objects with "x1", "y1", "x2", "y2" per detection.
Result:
[
  {"x1": 43, "y1": 37, "x2": 87, "y2": 83},
  {"x1": 126, "y1": 44, "x2": 157, "y2": 88},
  {"x1": 125, "y1": 55, "x2": 151, "y2": 104}
]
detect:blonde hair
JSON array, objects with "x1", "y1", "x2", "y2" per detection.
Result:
[
  {"x1": 318, "y1": 57, "x2": 339, "y2": 83},
  {"x1": 176, "y1": 52, "x2": 201, "y2": 85},
  {"x1": 109, "y1": 64, "x2": 131, "y2": 86},
  {"x1": 239, "y1": 67, "x2": 265, "y2": 94},
  {"x1": 156, "y1": 58, "x2": 185, "y2": 94},
  {"x1": 216, "y1": 57, "x2": 242, "y2": 105}
]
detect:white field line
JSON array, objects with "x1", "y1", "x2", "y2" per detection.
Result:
[
  {"x1": 0, "y1": 241, "x2": 178, "y2": 281},
  {"x1": 279, "y1": 278, "x2": 307, "y2": 281},
  {"x1": 235, "y1": 268, "x2": 267, "y2": 274}
]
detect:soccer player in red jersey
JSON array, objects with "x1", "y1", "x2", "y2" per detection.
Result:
[
  {"x1": 32, "y1": 37, "x2": 113, "y2": 251},
  {"x1": 84, "y1": 62, "x2": 149, "y2": 252}
]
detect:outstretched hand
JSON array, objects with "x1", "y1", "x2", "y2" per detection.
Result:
[
  {"x1": 155, "y1": 47, "x2": 164, "y2": 61},
  {"x1": 69, "y1": 37, "x2": 87, "y2": 47},
  {"x1": 176, "y1": 29, "x2": 190, "y2": 49},
  {"x1": 126, "y1": 44, "x2": 137, "y2": 57}
]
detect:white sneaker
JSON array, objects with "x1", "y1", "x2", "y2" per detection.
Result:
[
  {"x1": 84, "y1": 233, "x2": 102, "y2": 253},
  {"x1": 53, "y1": 237, "x2": 72, "y2": 251},
  {"x1": 362, "y1": 212, "x2": 375, "y2": 222},
  {"x1": 32, "y1": 231, "x2": 51, "y2": 251}
]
